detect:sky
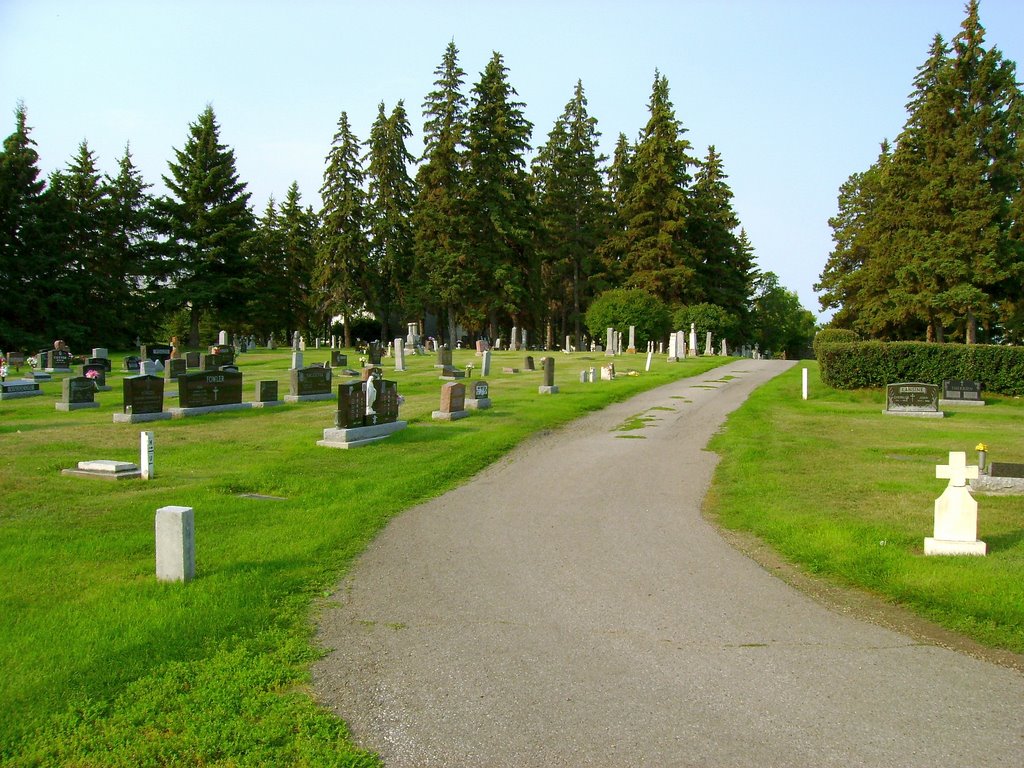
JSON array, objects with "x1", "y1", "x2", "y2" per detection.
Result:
[{"x1": 2, "y1": 0, "x2": 1023, "y2": 321}]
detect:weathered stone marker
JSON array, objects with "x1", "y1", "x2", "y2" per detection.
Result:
[
  {"x1": 140, "y1": 431, "x2": 154, "y2": 480},
  {"x1": 925, "y1": 452, "x2": 986, "y2": 556},
  {"x1": 156, "y1": 505, "x2": 195, "y2": 582}
]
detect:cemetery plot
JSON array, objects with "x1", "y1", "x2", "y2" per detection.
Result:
[
  {"x1": 884, "y1": 382, "x2": 943, "y2": 417},
  {"x1": 319, "y1": 378, "x2": 406, "y2": 448}
]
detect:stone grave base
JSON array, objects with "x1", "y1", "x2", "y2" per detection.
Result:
[
  {"x1": 31, "y1": 372, "x2": 52, "y2": 382},
  {"x1": 432, "y1": 409, "x2": 469, "y2": 421},
  {"x1": 970, "y1": 476, "x2": 1024, "y2": 495},
  {"x1": 317, "y1": 420, "x2": 408, "y2": 449},
  {"x1": 61, "y1": 459, "x2": 141, "y2": 481},
  {"x1": 251, "y1": 400, "x2": 285, "y2": 408},
  {"x1": 44, "y1": 367, "x2": 72, "y2": 374},
  {"x1": 0, "y1": 386, "x2": 43, "y2": 400},
  {"x1": 502, "y1": 367, "x2": 519, "y2": 374},
  {"x1": 168, "y1": 403, "x2": 254, "y2": 418},
  {"x1": 465, "y1": 397, "x2": 491, "y2": 410},
  {"x1": 939, "y1": 399, "x2": 985, "y2": 407},
  {"x1": 56, "y1": 401, "x2": 101, "y2": 411},
  {"x1": 538, "y1": 385, "x2": 560, "y2": 395},
  {"x1": 439, "y1": 374, "x2": 466, "y2": 381},
  {"x1": 283, "y1": 393, "x2": 334, "y2": 403},
  {"x1": 113, "y1": 411, "x2": 173, "y2": 424},
  {"x1": 924, "y1": 537, "x2": 987, "y2": 556},
  {"x1": 883, "y1": 410, "x2": 945, "y2": 418}
]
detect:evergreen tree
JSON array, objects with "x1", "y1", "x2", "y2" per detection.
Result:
[
  {"x1": 532, "y1": 80, "x2": 610, "y2": 349},
  {"x1": 413, "y1": 41, "x2": 474, "y2": 347},
  {"x1": 687, "y1": 145, "x2": 752, "y2": 325},
  {"x1": 316, "y1": 111, "x2": 368, "y2": 348},
  {"x1": 464, "y1": 52, "x2": 535, "y2": 337},
  {"x1": 244, "y1": 196, "x2": 291, "y2": 342},
  {"x1": 278, "y1": 182, "x2": 319, "y2": 338},
  {"x1": 103, "y1": 144, "x2": 159, "y2": 344},
  {"x1": 365, "y1": 101, "x2": 417, "y2": 339},
  {"x1": 614, "y1": 71, "x2": 698, "y2": 305},
  {"x1": 156, "y1": 105, "x2": 255, "y2": 346},
  {"x1": 0, "y1": 103, "x2": 53, "y2": 349}
]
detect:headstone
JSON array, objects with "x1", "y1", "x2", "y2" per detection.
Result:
[
  {"x1": 61, "y1": 459, "x2": 140, "y2": 481},
  {"x1": 368, "y1": 342, "x2": 383, "y2": 366},
  {"x1": 140, "y1": 431, "x2": 154, "y2": 480},
  {"x1": 689, "y1": 324, "x2": 698, "y2": 356},
  {"x1": 606, "y1": 327, "x2": 615, "y2": 356},
  {"x1": 565, "y1": 335, "x2": 572, "y2": 354},
  {"x1": 0, "y1": 380, "x2": 42, "y2": 399},
  {"x1": 164, "y1": 358, "x2": 187, "y2": 381},
  {"x1": 678, "y1": 330, "x2": 687, "y2": 358},
  {"x1": 177, "y1": 370, "x2": 243, "y2": 408},
  {"x1": 372, "y1": 379, "x2": 400, "y2": 425},
  {"x1": 141, "y1": 360, "x2": 159, "y2": 376},
  {"x1": 705, "y1": 331, "x2": 713, "y2": 356},
  {"x1": 291, "y1": 350, "x2": 303, "y2": 370},
  {"x1": 940, "y1": 379, "x2": 984, "y2": 406},
  {"x1": 334, "y1": 381, "x2": 366, "y2": 428},
  {"x1": 627, "y1": 326, "x2": 636, "y2": 354},
  {"x1": 522, "y1": 330, "x2": 528, "y2": 349},
  {"x1": 925, "y1": 452, "x2": 986, "y2": 556},
  {"x1": 394, "y1": 338, "x2": 406, "y2": 371},
  {"x1": 601, "y1": 363, "x2": 615, "y2": 381},
  {"x1": 481, "y1": 350, "x2": 492, "y2": 377},
  {"x1": 406, "y1": 323, "x2": 418, "y2": 347},
  {"x1": 524, "y1": 355, "x2": 535, "y2": 371},
  {"x1": 645, "y1": 348, "x2": 653, "y2": 371},
  {"x1": 466, "y1": 379, "x2": 491, "y2": 410},
  {"x1": 141, "y1": 344, "x2": 172, "y2": 364},
  {"x1": 256, "y1": 380, "x2": 279, "y2": 404},
  {"x1": 123, "y1": 375, "x2": 165, "y2": 415},
  {"x1": 155, "y1": 505, "x2": 195, "y2": 582},
  {"x1": 287, "y1": 365, "x2": 333, "y2": 401},
  {"x1": 91, "y1": 347, "x2": 108, "y2": 360},
  {"x1": 511, "y1": 326, "x2": 519, "y2": 351},
  {"x1": 885, "y1": 383, "x2": 943, "y2": 418},
  {"x1": 185, "y1": 351, "x2": 201, "y2": 369},
  {"x1": 82, "y1": 362, "x2": 109, "y2": 390},
  {"x1": 667, "y1": 333, "x2": 679, "y2": 362},
  {"x1": 539, "y1": 356, "x2": 558, "y2": 394},
  {"x1": 433, "y1": 381, "x2": 469, "y2": 421},
  {"x1": 435, "y1": 346, "x2": 453, "y2": 368},
  {"x1": 331, "y1": 350, "x2": 347, "y2": 367},
  {"x1": 47, "y1": 348, "x2": 72, "y2": 372}
]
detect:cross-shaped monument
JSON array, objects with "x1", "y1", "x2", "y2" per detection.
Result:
[{"x1": 925, "y1": 451, "x2": 986, "y2": 556}]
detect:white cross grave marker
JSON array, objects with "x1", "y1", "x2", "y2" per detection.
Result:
[{"x1": 925, "y1": 451, "x2": 986, "y2": 556}]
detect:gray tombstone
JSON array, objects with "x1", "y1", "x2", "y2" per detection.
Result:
[
  {"x1": 123, "y1": 375, "x2": 165, "y2": 415},
  {"x1": 481, "y1": 350, "x2": 492, "y2": 377},
  {"x1": 539, "y1": 357, "x2": 558, "y2": 394},
  {"x1": 884, "y1": 382, "x2": 943, "y2": 418}
]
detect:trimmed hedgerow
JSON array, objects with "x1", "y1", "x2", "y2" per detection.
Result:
[
  {"x1": 812, "y1": 328, "x2": 859, "y2": 359},
  {"x1": 817, "y1": 341, "x2": 1024, "y2": 396}
]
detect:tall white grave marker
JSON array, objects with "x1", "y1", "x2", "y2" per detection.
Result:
[
  {"x1": 802, "y1": 368, "x2": 808, "y2": 400},
  {"x1": 689, "y1": 324, "x2": 698, "y2": 356},
  {"x1": 140, "y1": 430, "x2": 154, "y2": 480},
  {"x1": 156, "y1": 505, "x2": 195, "y2": 582},
  {"x1": 394, "y1": 338, "x2": 406, "y2": 371},
  {"x1": 925, "y1": 452, "x2": 986, "y2": 555}
]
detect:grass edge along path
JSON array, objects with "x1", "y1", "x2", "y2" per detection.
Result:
[
  {"x1": 705, "y1": 362, "x2": 1024, "y2": 666},
  {"x1": 1, "y1": 350, "x2": 725, "y2": 767}
]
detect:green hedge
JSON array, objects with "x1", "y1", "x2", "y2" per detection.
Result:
[
  {"x1": 812, "y1": 328, "x2": 859, "y2": 359},
  {"x1": 817, "y1": 341, "x2": 1024, "y2": 396}
]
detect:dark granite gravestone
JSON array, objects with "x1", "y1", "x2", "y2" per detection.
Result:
[
  {"x1": 256, "y1": 380, "x2": 279, "y2": 403},
  {"x1": 123, "y1": 355, "x2": 141, "y2": 372},
  {"x1": 210, "y1": 345, "x2": 235, "y2": 365},
  {"x1": 123, "y1": 375, "x2": 164, "y2": 414},
  {"x1": 185, "y1": 350, "x2": 201, "y2": 368},
  {"x1": 290, "y1": 365, "x2": 332, "y2": 396},
  {"x1": 335, "y1": 381, "x2": 366, "y2": 428},
  {"x1": 331, "y1": 350, "x2": 347, "y2": 367},
  {"x1": 164, "y1": 358, "x2": 187, "y2": 381},
  {"x1": 62, "y1": 376, "x2": 96, "y2": 405},
  {"x1": 82, "y1": 363, "x2": 107, "y2": 388},
  {"x1": 177, "y1": 370, "x2": 243, "y2": 408},
  {"x1": 49, "y1": 349, "x2": 72, "y2": 370},
  {"x1": 885, "y1": 383, "x2": 940, "y2": 415},
  {"x1": 473, "y1": 380, "x2": 489, "y2": 400},
  {"x1": 0, "y1": 380, "x2": 42, "y2": 399},
  {"x1": 435, "y1": 347, "x2": 453, "y2": 368},
  {"x1": 542, "y1": 357, "x2": 555, "y2": 387},
  {"x1": 375, "y1": 380, "x2": 399, "y2": 424},
  {"x1": 87, "y1": 356, "x2": 112, "y2": 373},
  {"x1": 524, "y1": 355, "x2": 535, "y2": 371},
  {"x1": 141, "y1": 344, "x2": 172, "y2": 364},
  {"x1": 368, "y1": 342, "x2": 383, "y2": 366},
  {"x1": 942, "y1": 380, "x2": 982, "y2": 401},
  {"x1": 989, "y1": 462, "x2": 1024, "y2": 478}
]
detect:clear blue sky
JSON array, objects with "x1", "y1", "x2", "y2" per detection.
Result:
[{"x1": 3, "y1": 0, "x2": 1022, "y2": 321}]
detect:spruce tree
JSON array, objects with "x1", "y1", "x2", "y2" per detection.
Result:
[
  {"x1": 464, "y1": 52, "x2": 535, "y2": 337},
  {"x1": 365, "y1": 101, "x2": 417, "y2": 339},
  {"x1": 245, "y1": 196, "x2": 291, "y2": 341},
  {"x1": 317, "y1": 111, "x2": 368, "y2": 348},
  {"x1": 157, "y1": 105, "x2": 254, "y2": 346},
  {"x1": 532, "y1": 80, "x2": 610, "y2": 349},
  {"x1": 278, "y1": 182, "x2": 319, "y2": 338},
  {"x1": 614, "y1": 72, "x2": 698, "y2": 305},
  {"x1": 413, "y1": 41, "x2": 474, "y2": 347}
]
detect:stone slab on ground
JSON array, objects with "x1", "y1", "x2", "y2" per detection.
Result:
[{"x1": 61, "y1": 459, "x2": 141, "y2": 481}]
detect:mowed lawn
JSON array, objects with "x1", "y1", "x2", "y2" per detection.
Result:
[
  {"x1": 707, "y1": 362, "x2": 1024, "y2": 656},
  {"x1": 0, "y1": 348, "x2": 724, "y2": 766}
]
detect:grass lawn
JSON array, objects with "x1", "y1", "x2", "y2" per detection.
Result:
[
  {"x1": 707, "y1": 361, "x2": 1024, "y2": 656},
  {"x1": 0, "y1": 348, "x2": 724, "y2": 766}
]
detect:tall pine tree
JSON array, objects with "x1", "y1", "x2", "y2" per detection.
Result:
[{"x1": 157, "y1": 105, "x2": 254, "y2": 346}]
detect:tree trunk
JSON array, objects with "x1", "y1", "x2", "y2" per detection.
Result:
[
  {"x1": 343, "y1": 312, "x2": 351, "y2": 348},
  {"x1": 189, "y1": 305, "x2": 201, "y2": 348},
  {"x1": 447, "y1": 306, "x2": 457, "y2": 349},
  {"x1": 966, "y1": 308, "x2": 976, "y2": 344},
  {"x1": 572, "y1": 257, "x2": 582, "y2": 352}
]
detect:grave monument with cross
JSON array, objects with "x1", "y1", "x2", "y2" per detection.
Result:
[{"x1": 924, "y1": 451, "x2": 986, "y2": 556}]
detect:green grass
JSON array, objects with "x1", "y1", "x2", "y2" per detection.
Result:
[
  {"x1": 0, "y1": 348, "x2": 724, "y2": 765},
  {"x1": 706, "y1": 361, "x2": 1024, "y2": 654}
]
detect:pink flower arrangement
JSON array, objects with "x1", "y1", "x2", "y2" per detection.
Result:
[{"x1": 85, "y1": 369, "x2": 100, "y2": 380}]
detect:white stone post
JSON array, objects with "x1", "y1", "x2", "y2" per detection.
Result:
[
  {"x1": 394, "y1": 338, "x2": 406, "y2": 371},
  {"x1": 156, "y1": 506, "x2": 195, "y2": 582},
  {"x1": 481, "y1": 350, "x2": 492, "y2": 377},
  {"x1": 802, "y1": 368, "x2": 808, "y2": 400},
  {"x1": 140, "y1": 430, "x2": 154, "y2": 480}
]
